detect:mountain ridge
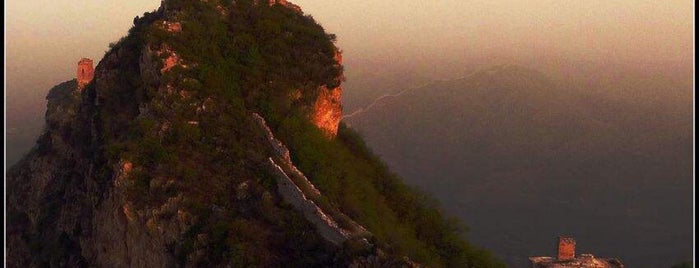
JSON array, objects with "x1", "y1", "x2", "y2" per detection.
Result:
[{"x1": 6, "y1": 1, "x2": 505, "y2": 267}]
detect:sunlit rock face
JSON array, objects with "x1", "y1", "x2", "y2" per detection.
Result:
[
  {"x1": 159, "y1": 45, "x2": 182, "y2": 74},
  {"x1": 162, "y1": 21, "x2": 181, "y2": 33},
  {"x1": 310, "y1": 49, "x2": 343, "y2": 138},
  {"x1": 311, "y1": 85, "x2": 343, "y2": 138}
]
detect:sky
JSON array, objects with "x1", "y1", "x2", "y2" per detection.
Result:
[
  {"x1": 6, "y1": 0, "x2": 694, "y2": 100},
  {"x1": 300, "y1": 1, "x2": 694, "y2": 61}
]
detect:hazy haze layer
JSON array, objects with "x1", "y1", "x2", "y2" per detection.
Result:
[
  {"x1": 6, "y1": 0, "x2": 693, "y2": 95},
  {"x1": 8, "y1": 0, "x2": 692, "y2": 139}
]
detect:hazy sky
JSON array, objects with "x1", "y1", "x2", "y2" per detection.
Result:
[{"x1": 5, "y1": 0, "x2": 694, "y2": 102}]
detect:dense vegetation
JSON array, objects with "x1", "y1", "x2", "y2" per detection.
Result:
[{"x1": 99, "y1": 0, "x2": 503, "y2": 266}]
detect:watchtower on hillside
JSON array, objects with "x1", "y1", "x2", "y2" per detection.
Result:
[
  {"x1": 77, "y1": 58, "x2": 94, "y2": 91},
  {"x1": 558, "y1": 236, "x2": 576, "y2": 261},
  {"x1": 529, "y1": 236, "x2": 624, "y2": 268}
]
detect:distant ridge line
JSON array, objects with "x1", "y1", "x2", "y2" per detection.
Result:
[
  {"x1": 342, "y1": 64, "x2": 518, "y2": 119},
  {"x1": 342, "y1": 86, "x2": 420, "y2": 119}
]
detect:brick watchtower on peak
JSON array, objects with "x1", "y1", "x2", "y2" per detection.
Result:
[
  {"x1": 77, "y1": 58, "x2": 94, "y2": 91},
  {"x1": 558, "y1": 236, "x2": 576, "y2": 261},
  {"x1": 529, "y1": 236, "x2": 624, "y2": 267}
]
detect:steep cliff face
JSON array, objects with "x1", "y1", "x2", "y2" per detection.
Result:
[
  {"x1": 8, "y1": 23, "x2": 185, "y2": 267},
  {"x1": 310, "y1": 38, "x2": 344, "y2": 138},
  {"x1": 311, "y1": 85, "x2": 343, "y2": 137},
  {"x1": 7, "y1": 0, "x2": 504, "y2": 267}
]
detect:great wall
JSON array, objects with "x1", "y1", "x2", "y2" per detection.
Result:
[{"x1": 252, "y1": 113, "x2": 371, "y2": 247}]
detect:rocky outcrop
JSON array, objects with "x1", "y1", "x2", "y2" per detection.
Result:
[
  {"x1": 6, "y1": 65, "x2": 103, "y2": 267},
  {"x1": 6, "y1": 11, "x2": 192, "y2": 266},
  {"x1": 159, "y1": 45, "x2": 184, "y2": 74},
  {"x1": 77, "y1": 158, "x2": 193, "y2": 268},
  {"x1": 311, "y1": 85, "x2": 343, "y2": 138},
  {"x1": 310, "y1": 49, "x2": 344, "y2": 138},
  {"x1": 253, "y1": 0, "x2": 344, "y2": 138},
  {"x1": 161, "y1": 20, "x2": 182, "y2": 33}
]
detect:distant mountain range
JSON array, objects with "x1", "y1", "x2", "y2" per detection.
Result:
[{"x1": 345, "y1": 64, "x2": 693, "y2": 268}]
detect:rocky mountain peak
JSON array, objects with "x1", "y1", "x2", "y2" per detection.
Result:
[{"x1": 6, "y1": 0, "x2": 504, "y2": 267}]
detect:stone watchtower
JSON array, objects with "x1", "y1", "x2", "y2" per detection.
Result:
[
  {"x1": 530, "y1": 237, "x2": 624, "y2": 267},
  {"x1": 77, "y1": 58, "x2": 94, "y2": 91},
  {"x1": 558, "y1": 236, "x2": 576, "y2": 261}
]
